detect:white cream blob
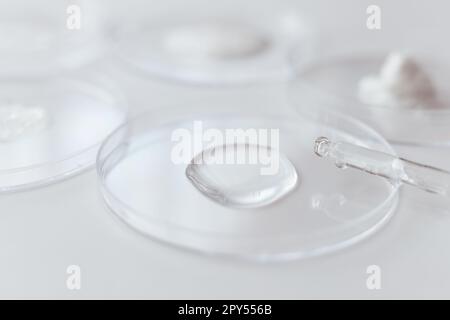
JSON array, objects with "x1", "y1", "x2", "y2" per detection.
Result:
[
  {"x1": 0, "y1": 103, "x2": 48, "y2": 142},
  {"x1": 358, "y1": 52, "x2": 437, "y2": 108},
  {"x1": 163, "y1": 22, "x2": 270, "y2": 61}
]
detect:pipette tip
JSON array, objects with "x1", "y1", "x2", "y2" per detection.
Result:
[{"x1": 314, "y1": 136, "x2": 331, "y2": 157}]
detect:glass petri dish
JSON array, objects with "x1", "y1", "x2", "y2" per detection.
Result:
[
  {"x1": 290, "y1": 50, "x2": 450, "y2": 147},
  {"x1": 0, "y1": 74, "x2": 127, "y2": 193},
  {"x1": 0, "y1": 0, "x2": 108, "y2": 77},
  {"x1": 111, "y1": 1, "x2": 314, "y2": 85},
  {"x1": 97, "y1": 105, "x2": 399, "y2": 261}
]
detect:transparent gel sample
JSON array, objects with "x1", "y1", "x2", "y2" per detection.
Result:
[
  {"x1": 0, "y1": 104, "x2": 48, "y2": 142},
  {"x1": 186, "y1": 143, "x2": 298, "y2": 208}
]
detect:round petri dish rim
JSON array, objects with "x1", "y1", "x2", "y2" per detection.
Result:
[
  {"x1": 110, "y1": 5, "x2": 316, "y2": 86},
  {"x1": 0, "y1": 73, "x2": 129, "y2": 193},
  {"x1": 96, "y1": 107, "x2": 400, "y2": 261}
]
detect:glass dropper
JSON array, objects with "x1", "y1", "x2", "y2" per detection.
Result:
[{"x1": 314, "y1": 137, "x2": 450, "y2": 197}]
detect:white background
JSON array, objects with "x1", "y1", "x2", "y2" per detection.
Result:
[{"x1": 1, "y1": 0, "x2": 450, "y2": 299}]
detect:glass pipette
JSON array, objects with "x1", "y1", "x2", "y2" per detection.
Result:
[{"x1": 314, "y1": 137, "x2": 450, "y2": 196}]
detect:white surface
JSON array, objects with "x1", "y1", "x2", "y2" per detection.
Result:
[{"x1": 1, "y1": 0, "x2": 450, "y2": 299}]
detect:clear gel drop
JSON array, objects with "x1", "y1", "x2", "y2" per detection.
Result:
[{"x1": 185, "y1": 143, "x2": 298, "y2": 208}]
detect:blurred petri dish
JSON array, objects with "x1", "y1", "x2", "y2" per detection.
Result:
[
  {"x1": 0, "y1": 0, "x2": 108, "y2": 77},
  {"x1": 111, "y1": 1, "x2": 314, "y2": 85},
  {"x1": 97, "y1": 104, "x2": 399, "y2": 261},
  {"x1": 290, "y1": 50, "x2": 450, "y2": 147},
  {"x1": 0, "y1": 74, "x2": 127, "y2": 192}
]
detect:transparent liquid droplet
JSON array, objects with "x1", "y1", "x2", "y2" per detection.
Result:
[{"x1": 185, "y1": 143, "x2": 298, "y2": 208}]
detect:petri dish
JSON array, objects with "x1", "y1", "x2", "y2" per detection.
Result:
[
  {"x1": 0, "y1": 0, "x2": 108, "y2": 77},
  {"x1": 97, "y1": 105, "x2": 399, "y2": 261},
  {"x1": 0, "y1": 74, "x2": 127, "y2": 193},
  {"x1": 111, "y1": 1, "x2": 314, "y2": 85},
  {"x1": 290, "y1": 50, "x2": 450, "y2": 147}
]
